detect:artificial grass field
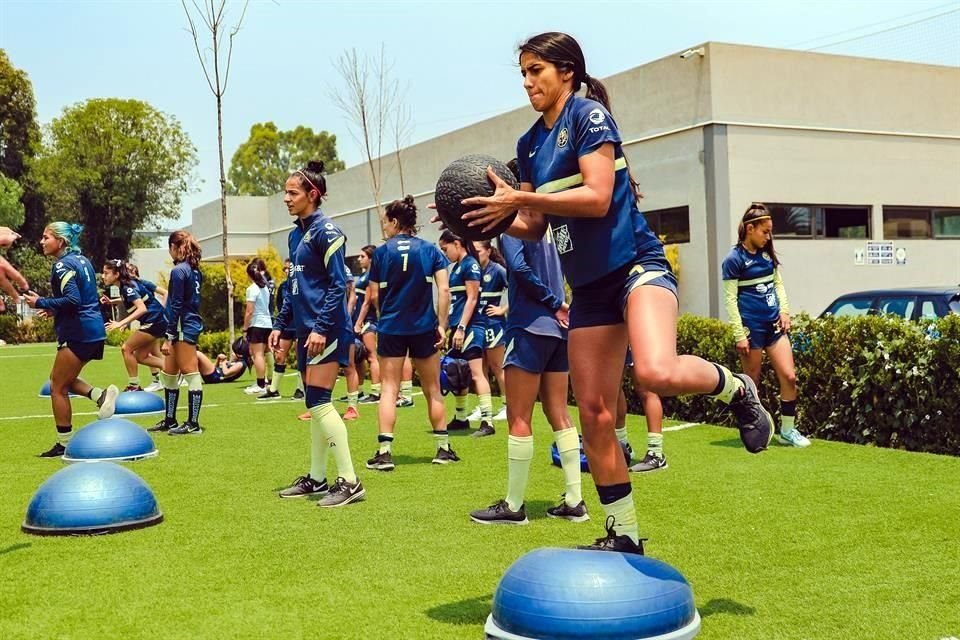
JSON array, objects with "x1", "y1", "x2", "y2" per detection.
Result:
[{"x1": 1, "y1": 342, "x2": 958, "y2": 640}]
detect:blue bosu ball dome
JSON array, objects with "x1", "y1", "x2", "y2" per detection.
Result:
[
  {"x1": 114, "y1": 390, "x2": 165, "y2": 416},
  {"x1": 63, "y1": 417, "x2": 157, "y2": 462}
]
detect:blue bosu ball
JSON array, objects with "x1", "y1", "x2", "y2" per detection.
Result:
[
  {"x1": 63, "y1": 417, "x2": 157, "y2": 462},
  {"x1": 485, "y1": 548, "x2": 700, "y2": 640},
  {"x1": 22, "y1": 461, "x2": 163, "y2": 535},
  {"x1": 550, "y1": 438, "x2": 632, "y2": 473},
  {"x1": 37, "y1": 380, "x2": 80, "y2": 398},
  {"x1": 114, "y1": 390, "x2": 165, "y2": 416}
]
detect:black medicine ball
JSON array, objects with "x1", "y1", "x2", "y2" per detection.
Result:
[{"x1": 434, "y1": 154, "x2": 520, "y2": 241}]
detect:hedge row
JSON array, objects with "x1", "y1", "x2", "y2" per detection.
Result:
[{"x1": 620, "y1": 313, "x2": 960, "y2": 456}]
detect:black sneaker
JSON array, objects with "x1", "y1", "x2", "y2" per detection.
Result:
[
  {"x1": 728, "y1": 373, "x2": 774, "y2": 453},
  {"x1": 358, "y1": 393, "x2": 381, "y2": 404},
  {"x1": 292, "y1": 389, "x2": 305, "y2": 401},
  {"x1": 123, "y1": 384, "x2": 143, "y2": 392},
  {"x1": 621, "y1": 440, "x2": 634, "y2": 463},
  {"x1": 148, "y1": 418, "x2": 177, "y2": 432},
  {"x1": 336, "y1": 394, "x2": 348, "y2": 402},
  {"x1": 472, "y1": 421, "x2": 496, "y2": 438},
  {"x1": 432, "y1": 447, "x2": 461, "y2": 464},
  {"x1": 396, "y1": 396, "x2": 414, "y2": 408},
  {"x1": 279, "y1": 474, "x2": 329, "y2": 498},
  {"x1": 366, "y1": 450, "x2": 396, "y2": 471},
  {"x1": 629, "y1": 451, "x2": 668, "y2": 473},
  {"x1": 317, "y1": 477, "x2": 365, "y2": 508},
  {"x1": 169, "y1": 421, "x2": 203, "y2": 435},
  {"x1": 546, "y1": 499, "x2": 590, "y2": 523},
  {"x1": 578, "y1": 516, "x2": 646, "y2": 555},
  {"x1": 357, "y1": 391, "x2": 371, "y2": 403},
  {"x1": 470, "y1": 499, "x2": 528, "y2": 525},
  {"x1": 446, "y1": 418, "x2": 469, "y2": 431},
  {"x1": 39, "y1": 442, "x2": 66, "y2": 458},
  {"x1": 258, "y1": 390, "x2": 281, "y2": 400}
]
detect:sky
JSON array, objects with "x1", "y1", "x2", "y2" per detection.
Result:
[{"x1": 1, "y1": 0, "x2": 958, "y2": 228}]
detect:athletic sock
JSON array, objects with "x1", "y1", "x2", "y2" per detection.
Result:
[
  {"x1": 310, "y1": 401, "x2": 357, "y2": 484},
  {"x1": 56, "y1": 425, "x2": 73, "y2": 446},
  {"x1": 597, "y1": 484, "x2": 640, "y2": 544},
  {"x1": 505, "y1": 435, "x2": 534, "y2": 512},
  {"x1": 615, "y1": 426, "x2": 629, "y2": 445},
  {"x1": 648, "y1": 432, "x2": 664, "y2": 456},
  {"x1": 478, "y1": 393, "x2": 493, "y2": 421},
  {"x1": 554, "y1": 427, "x2": 583, "y2": 506},
  {"x1": 709, "y1": 363, "x2": 744, "y2": 404},
  {"x1": 455, "y1": 395, "x2": 467, "y2": 421},
  {"x1": 128, "y1": 376, "x2": 140, "y2": 386},
  {"x1": 433, "y1": 429, "x2": 450, "y2": 452},
  {"x1": 89, "y1": 386, "x2": 104, "y2": 406},
  {"x1": 378, "y1": 433, "x2": 394, "y2": 454},
  {"x1": 347, "y1": 391, "x2": 359, "y2": 409},
  {"x1": 257, "y1": 377, "x2": 266, "y2": 389},
  {"x1": 370, "y1": 382, "x2": 381, "y2": 396},
  {"x1": 160, "y1": 371, "x2": 179, "y2": 420},
  {"x1": 781, "y1": 398, "x2": 797, "y2": 433},
  {"x1": 185, "y1": 372, "x2": 203, "y2": 424},
  {"x1": 400, "y1": 380, "x2": 413, "y2": 401},
  {"x1": 270, "y1": 364, "x2": 286, "y2": 393},
  {"x1": 295, "y1": 375, "x2": 304, "y2": 394}
]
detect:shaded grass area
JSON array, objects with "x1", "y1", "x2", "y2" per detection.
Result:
[{"x1": 0, "y1": 343, "x2": 958, "y2": 639}]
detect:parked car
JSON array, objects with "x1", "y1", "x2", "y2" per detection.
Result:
[{"x1": 820, "y1": 287, "x2": 960, "y2": 321}]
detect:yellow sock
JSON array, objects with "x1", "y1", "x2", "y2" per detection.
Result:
[
  {"x1": 455, "y1": 395, "x2": 467, "y2": 420},
  {"x1": 602, "y1": 493, "x2": 640, "y2": 544},
  {"x1": 400, "y1": 380, "x2": 413, "y2": 400},
  {"x1": 347, "y1": 391, "x2": 359, "y2": 409},
  {"x1": 505, "y1": 435, "x2": 534, "y2": 512},
  {"x1": 711, "y1": 364, "x2": 744, "y2": 404},
  {"x1": 309, "y1": 420, "x2": 328, "y2": 481},
  {"x1": 478, "y1": 393, "x2": 493, "y2": 420},
  {"x1": 310, "y1": 403, "x2": 356, "y2": 483},
  {"x1": 554, "y1": 427, "x2": 583, "y2": 506},
  {"x1": 371, "y1": 383, "x2": 381, "y2": 396}
]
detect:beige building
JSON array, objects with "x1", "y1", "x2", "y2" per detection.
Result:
[{"x1": 163, "y1": 42, "x2": 960, "y2": 319}]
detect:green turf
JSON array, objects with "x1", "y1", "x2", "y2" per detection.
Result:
[{"x1": 0, "y1": 342, "x2": 958, "y2": 639}]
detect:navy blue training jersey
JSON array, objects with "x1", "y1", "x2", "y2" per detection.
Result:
[
  {"x1": 722, "y1": 244, "x2": 781, "y2": 323},
  {"x1": 353, "y1": 268, "x2": 378, "y2": 325},
  {"x1": 36, "y1": 252, "x2": 106, "y2": 344},
  {"x1": 369, "y1": 234, "x2": 447, "y2": 335},
  {"x1": 275, "y1": 277, "x2": 291, "y2": 323},
  {"x1": 164, "y1": 262, "x2": 203, "y2": 339},
  {"x1": 120, "y1": 279, "x2": 165, "y2": 326},
  {"x1": 448, "y1": 255, "x2": 482, "y2": 328},
  {"x1": 477, "y1": 261, "x2": 507, "y2": 332},
  {"x1": 501, "y1": 232, "x2": 567, "y2": 339},
  {"x1": 516, "y1": 95, "x2": 661, "y2": 288},
  {"x1": 274, "y1": 210, "x2": 350, "y2": 338}
]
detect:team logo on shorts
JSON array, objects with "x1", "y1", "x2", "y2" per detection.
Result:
[
  {"x1": 588, "y1": 109, "x2": 605, "y2": 125},
  {"x1": 557, "y1": 128, "x2": 569, "y2": 148},
  {"x1": 553, "y1": 224, "x2": 574, "y2": 255}
]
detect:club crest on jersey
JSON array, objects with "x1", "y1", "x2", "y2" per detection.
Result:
[
  {"x1": 762, "y1": 252, "x2": 771, "y2": 262},
  {"x1": 302, "y1": 231, "x2": 312, "y2": 243},
  {"x1": 588, "y1": 109, "x2": 605, "y2": 125},
  {"x1": 483, "y1": 274, "x2": 492, "y2": 282},
  {"x1": 557, "y1": 127, "x2": 569, "y2": 148},
  {"x1": 553, "y1": 224, "x2": 573, "y2": 255}
]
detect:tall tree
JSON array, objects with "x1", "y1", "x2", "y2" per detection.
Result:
[
  {"x1": 227, "y1": 122, "x2": 345, "y2": 196},
  {"x1": 32, "y1": 98, "x2": 197, "y2": 267},
  {"x1": 0, "y1": 48, "x2": 44, "y2": 239},
  {"x1": 183, "y1": 0, "x2": 250, "y2": 343}
]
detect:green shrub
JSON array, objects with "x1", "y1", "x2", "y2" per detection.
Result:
[
  {"x1": 620, "y1": 313, "x2": 960, "y2": 455},
  {"x1": 105, "y1": 328, "x2": 128, "y2": 347},
  {"x1": 198, "y1": 331, "x2": 233, "y2": 358},
  {"x1": 0, "y1": 313, "x2": 18, "y2": 343}
]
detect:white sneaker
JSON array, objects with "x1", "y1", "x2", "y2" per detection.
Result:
[
  {"x1": 97, "y1": 384, "x2": 119, "y2": 419},
  {"x1": 144, "y1": 381, "x2": 163, "y2": 393},
  {"x1": 465, "y1": 407, "x2": 482, "y2": 422},
  {"x1": 243, "y1": 384, "x2": 266, "y2": 396},
  {"x1": 778, "y1": 428, "x2": 811, "y2": 448},
  {"x1": 492, "y1": 406, "x2": 508, "y2": 422}
]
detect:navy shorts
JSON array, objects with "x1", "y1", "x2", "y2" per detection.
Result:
[
  {"x1": 296, "y1": 331, "x2": 351, "y2": 374},
  {"x1": 279, "y1": 329, "x2": 296, "y2": 341},
  {"x1": 503, "y1": 329, "x2": 568, "y2": 374},
  {"x1": 137, "y1": 319, "x2": 167, "y2": 339},
  {"x1": 569, "y1": 256, "x2": 678, "y2": 330},
  {"x1": 60, "y1": 340, "x2": 105, "y2": 363},
  {"x1": 745, "y1": 318, "x2": 786, "y2": 350},
  {"x1": 484, "y1": 322, "x2": 506, "y2": 349},
  {"x1": 378, "y1": 331, "x2": 438, "y2": 359},
  {"x1": 170, "y1": 318, "x2": 203, "y2": 345},
  {"x1": 447, "y1": 324, "x2": 484, "y2": 361},
  {"x1": 358, "y1": 320, "x2": 378, "y2": 335},
  {"x1": 246, "y1": 326, "x2": 272, "y2": 345}
]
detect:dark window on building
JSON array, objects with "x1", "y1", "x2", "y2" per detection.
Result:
[
  {"x1": 766, "y1": 204, "x2": 870, "y2": 238},
  {"x1": 883, "y1": 206, "x2": 960, "y2": 239},
  {"x1": 643, "y1": 206, "x2": 690, "y2": 244}
]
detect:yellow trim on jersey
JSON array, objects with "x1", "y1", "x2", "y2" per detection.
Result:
[
  {"x1": 449, "y1": 285, "x2": 467, "y2": 293},
  {"x1": 736, "y1": 274, "x2": 775, "y2": 288},
  {"x1": 723, "y1": 279, "x2": 748, "y2": 342},
  {"x1": 535, "y1": 157, "x2": 628, "y2": 194},
  {"x1": 426, "y1": 276, "x2": 435, "y2": 283},
  {"x1": 378, "y1": 281, "x2": 389, "y2": 288},
  {"x1": 773, "y1": 269, "x2": 790, "y2": 313},
  {"x1": 323, "y1": 236, "x2": 345, "y2": 267},
  {"x1": 307, "y1": 338, "x2": 339, "y2": 365},
  {"x1": 59, "y1": 270, "x2": 76, "y2": 293},
  {"x1": 480, "y1": 291, "x2": 504, "y2": 298}
]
